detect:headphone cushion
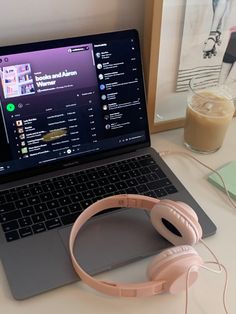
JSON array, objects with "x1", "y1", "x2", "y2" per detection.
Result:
[
  {"x1": 164, "y1": 200, "x2": 202, "y2": 240},
  {"x1": 175, "y1": 201, "x2": 199, "y2": 221},
  {"x1": 150, "y1": 200, "x2": 202, "y2": 246},
  {"x1": 147, "y1": 245, "x2": 203, "y2": 294}
]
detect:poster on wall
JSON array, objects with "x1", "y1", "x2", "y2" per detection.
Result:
[
  {"x1": 153, "y1": 0, "x2": 236, "y2": 127},
  {"x1": 176, "y1": 0, "x2": 236, "y2": 93}
]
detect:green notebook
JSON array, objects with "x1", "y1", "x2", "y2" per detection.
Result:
[{"x1": 208, "y1": 160, "x2": 236, "y2": 200}]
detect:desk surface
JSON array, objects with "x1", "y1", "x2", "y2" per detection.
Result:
[{"x1": 1, "y1": 120, "x2": 236, "y2": 314}]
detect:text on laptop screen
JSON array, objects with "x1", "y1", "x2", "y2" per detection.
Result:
[{"x1": 0, "y1": 30, "x2": 148, "y2": 177}]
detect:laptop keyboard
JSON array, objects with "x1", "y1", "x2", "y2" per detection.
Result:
[{"x1": 0, "y1": 154, "x2": 178, "y2": 242}]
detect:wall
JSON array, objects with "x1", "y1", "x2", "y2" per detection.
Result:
[{"x1": 0, "y1": 0, "x2": 144, "y2": 46}]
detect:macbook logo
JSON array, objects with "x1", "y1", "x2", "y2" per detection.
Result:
[{"x1": 62, "y1": 161, "x2": 80, "y2": 168}]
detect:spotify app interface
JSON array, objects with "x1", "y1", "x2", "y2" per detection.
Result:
[{"x1": 0, "y1": 32, "x2": 147, "y2": 176}]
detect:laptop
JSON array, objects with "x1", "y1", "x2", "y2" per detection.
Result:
[{"x1": 0, "y1": 29, "x2": 216, "y2": 300}]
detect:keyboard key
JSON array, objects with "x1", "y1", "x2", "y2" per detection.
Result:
[
  {"x1": 2, "y1": 220, "x2": 19, "y2": 232},
  {"x1": 87, "y1": 172, "x2": 99, "y2": 181},
  {"x1": 82, "y1": 190, "x2": 94, "y2": 200},
  {"x1": 19, "y1": 217, "x2": 32, "y2": 227},
  {"x1": 129, "y1": 169, "x2": 141, "y2": 177},
  {"x1": 5, "y1": 192, "x2": 18, "y2": 202},
  {"x1": 86, "y1": 181, "x2": 98, "y2": 189},
  {"x1": 34, "y1": 203, "x2": 47, "y2": 213},
  {"x1": 155, "y1": 189, "x2": 167, "y2": 197},
  {"x1": 103, "y1": 192, "x2": 115, "y2": 198},
  {"x1": 56, "y1": 207, "x2": 70, "y2": 216},
  {"x1": 143, "y1": 191, "x2": 156, "y2": 198},
  {"x1": 115, "y1": 182, "x2": 128, "y2": 190},
  {"x1": 64, "y1": 186, "x2": 76, "y2": 195},
  {"x1": 136, "y1": 184, "x2": 148, "y2": 193},
  {"x1": 75, "y1": 183, "x2": 86, "y2": 192},
  {"x1": 150, "y1": 166, "x2": 166, "y2": 178},
  {"x1": 138, "y1": 175, "x2": 149, "y2": 184},
  {"x1": 45, "y1": 218, "x2": 62, "y2": 230},
  {"x1": 98, "y1": 169, "x2": 110, "y2": 177},
  {"x1": 32, "y1": 223, "x2": 46, "y2": 234},
  {"x1": 119, "y1": 164, "x2": 131, "y2": 172},
  {"x1": 61, "y1": 213, "x2": 80, "y2": 225},
  {"x1": 108, "y1": 175, "x2": 119, "y2": 183},
  {"x1": 30, "y1": 186, "x2": 43, "y2": 195},
  {"x1": 81, "y1": 199, "x2": 94, "y2": 209},
  {"x1": 15, "y1": 199, "x2": 28, "y2": 209},
  {"x1": 0, "y1": 195, "x2": 6, "y2": 205},
  {"x1": 119, "y1": 172, "x2": 130, "y2": 180},
  {"x1": 58, "y1": 196, "x2": 71, "y2": 206},
  {"x1": 28, "y1": 195, "x2": 41, "y2": 205},
  {"x1": 141, "y1": 167, "x2": 152, "y2": 174},
  {"x1": 54, "y1": 181, "x2": 65, "y2": 189},
  {"x1": 125, "y1": 187, "x2": 138, "y2": 194},
  {"x1": 64, "y1": 177, "x2": 77, "y2": 186},
  {"x1": 51, "y1": 190, "x2": 64, "y2": 198},
  {"x1": 76, "y1": 173, "x2": 88, "y2": 183},
  {"x1": 22, "y1": 206, "x2": 35, "y2": 216},
  {"x1": 109, "y1": 166, "x2": 119, "y2": 174},
  {"x1": 97, "y1": 178, "x2": 109, "y2": 186},
  {"x1": 147, "y1": 172, "x2": 159, "y2": 181},
  {"x1": 0, "y1": 202, "x2": 15, "y2": 214},
  {"x1": 45, "y1": 210, "x2": 58, "y2": 220},
  {"x1": 130, "y1": 161, "x2": 140, "y2": 169},
  {"x1": 47, "y1": 200, "x2": 60, "y2": 210},
  {"x1": 19, "y1": 227, "x2": 33, "y2": 238},
  {"x1": 126, "y1": 178, "x2": 138, "y2": 187},
  {"x1": 165, "y1": 185, "x2": 178, "y2": 195},
  {"x1": 52, "y1": 176, "x2": 63, "y2": 182},
  {"x1": 139, "y1": 157, "x2": 155, "y2": 166},
  {"x1": 105, "y1": 184, "x2": 116, "y2": 193},
  {"x1": 93, "y1": 187, "x2": 106, "y2": 196},
  {"x1": 5, "y1": 230, "x2": 20, "y2": 242},
  {"x1": 40, "y1": 192, "x2": 53, "y2": 202},
  {"x1": 42, "y1": 183, "x2": 54, "y2": 192},
  {"x1": 18, "y1": 190, "x2": 31, "y2": 198},
  {"x1": 0, "y1": 210, "x2": 22, "y2": 223},
  {"x1": 68, "y1": 203, "x2": 82, "y2": 213},
  {"x1": 32, "y1": 213, "x2": 45, "y2": 224},
  {"x1": 147, "y1": 178, "x2": 172, "y2": 190},
  {"x1": 70, "y1": 193, "x2": 83, "y2": 203}
]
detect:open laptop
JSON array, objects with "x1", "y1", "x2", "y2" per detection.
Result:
[{"x1": 0, "y1": 29, "x2": 216, "y2": 300}]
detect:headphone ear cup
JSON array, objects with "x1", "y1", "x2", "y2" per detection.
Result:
[
  {"x1": 150, "y1": 200, "x2": 202, "y2": 246},
  {"x1": 147, "y1": 245, "x2": 203, "y2": 294},
  {"x1": 176, "y1": 201, "x2": 199, "y2": 221}
]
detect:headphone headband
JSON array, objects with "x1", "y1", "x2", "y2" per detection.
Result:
[
  {"x1": 69, "y1": 194, "x2": 159, "y2": 243},
  {"x1": 69, "y1": 194, "x2": 165, "y2": 297}
]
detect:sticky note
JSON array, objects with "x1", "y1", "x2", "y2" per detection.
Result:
[{"x1": 208, "y1": 160, "x2": 236, "y2": 199}]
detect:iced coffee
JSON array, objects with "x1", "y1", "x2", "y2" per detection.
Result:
[{"x1": 184, "y1": 90, "x2": 235, "y2": 153}]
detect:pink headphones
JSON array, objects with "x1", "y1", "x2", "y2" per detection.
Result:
[{"x1": 69, "y1": 194, "x2": 203, "y2": 297}]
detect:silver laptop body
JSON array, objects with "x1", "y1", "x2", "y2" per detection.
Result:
[{"x1": 0, "y1": 29, "x2": 216, "y2": 299}]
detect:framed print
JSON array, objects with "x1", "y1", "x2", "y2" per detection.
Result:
[{"x1": 144, "y1": 0, "x2": 236, "y2": 133}]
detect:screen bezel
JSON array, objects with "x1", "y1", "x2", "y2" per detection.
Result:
[{"x1": 0, "y1": 29, "x2": 150, "y2": 183}]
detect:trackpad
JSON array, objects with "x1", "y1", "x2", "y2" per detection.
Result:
[{"x1": 59, "y1": 208, "x2": 170, "y2": 275}]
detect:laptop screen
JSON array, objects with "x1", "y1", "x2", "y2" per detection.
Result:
[{"x1": 0, "y1": 30, "x2": 149, "y2": 179}]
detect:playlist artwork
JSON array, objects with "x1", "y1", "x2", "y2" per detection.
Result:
[{"x1": 0, "y1": 63, "x2": 35, "y2": 99}]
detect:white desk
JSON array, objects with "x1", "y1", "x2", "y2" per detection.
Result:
[{"x1": 1, "y1": 120, "x2": 236, "y2": 314}]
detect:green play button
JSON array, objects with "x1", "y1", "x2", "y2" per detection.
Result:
[{"x1": 6, "y1": 103, "x2": 16, "y2": 112}]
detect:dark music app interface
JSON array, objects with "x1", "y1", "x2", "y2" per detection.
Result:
[{"x1": 0, "y1": 31, "x2": 148, "y2": 176}]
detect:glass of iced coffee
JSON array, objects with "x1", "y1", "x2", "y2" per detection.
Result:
[{"x1": 184, "y1": 78, "x2": 235, "y2": 153}]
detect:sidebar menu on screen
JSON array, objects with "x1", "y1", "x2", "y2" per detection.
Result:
[{"x1": 93, "y1": 36, "x2": 146, "y2": 140}]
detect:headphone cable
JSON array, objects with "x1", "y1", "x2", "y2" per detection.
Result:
[
  {"x1": 159, "y1": 150, "x2": 236, "y2": 210},
  {"x1": 160, "y1": 150, "x2": 231, "y2": 313},
  {"x1": 185, "y1": 262, "x2": 228, "y2": 314}
]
